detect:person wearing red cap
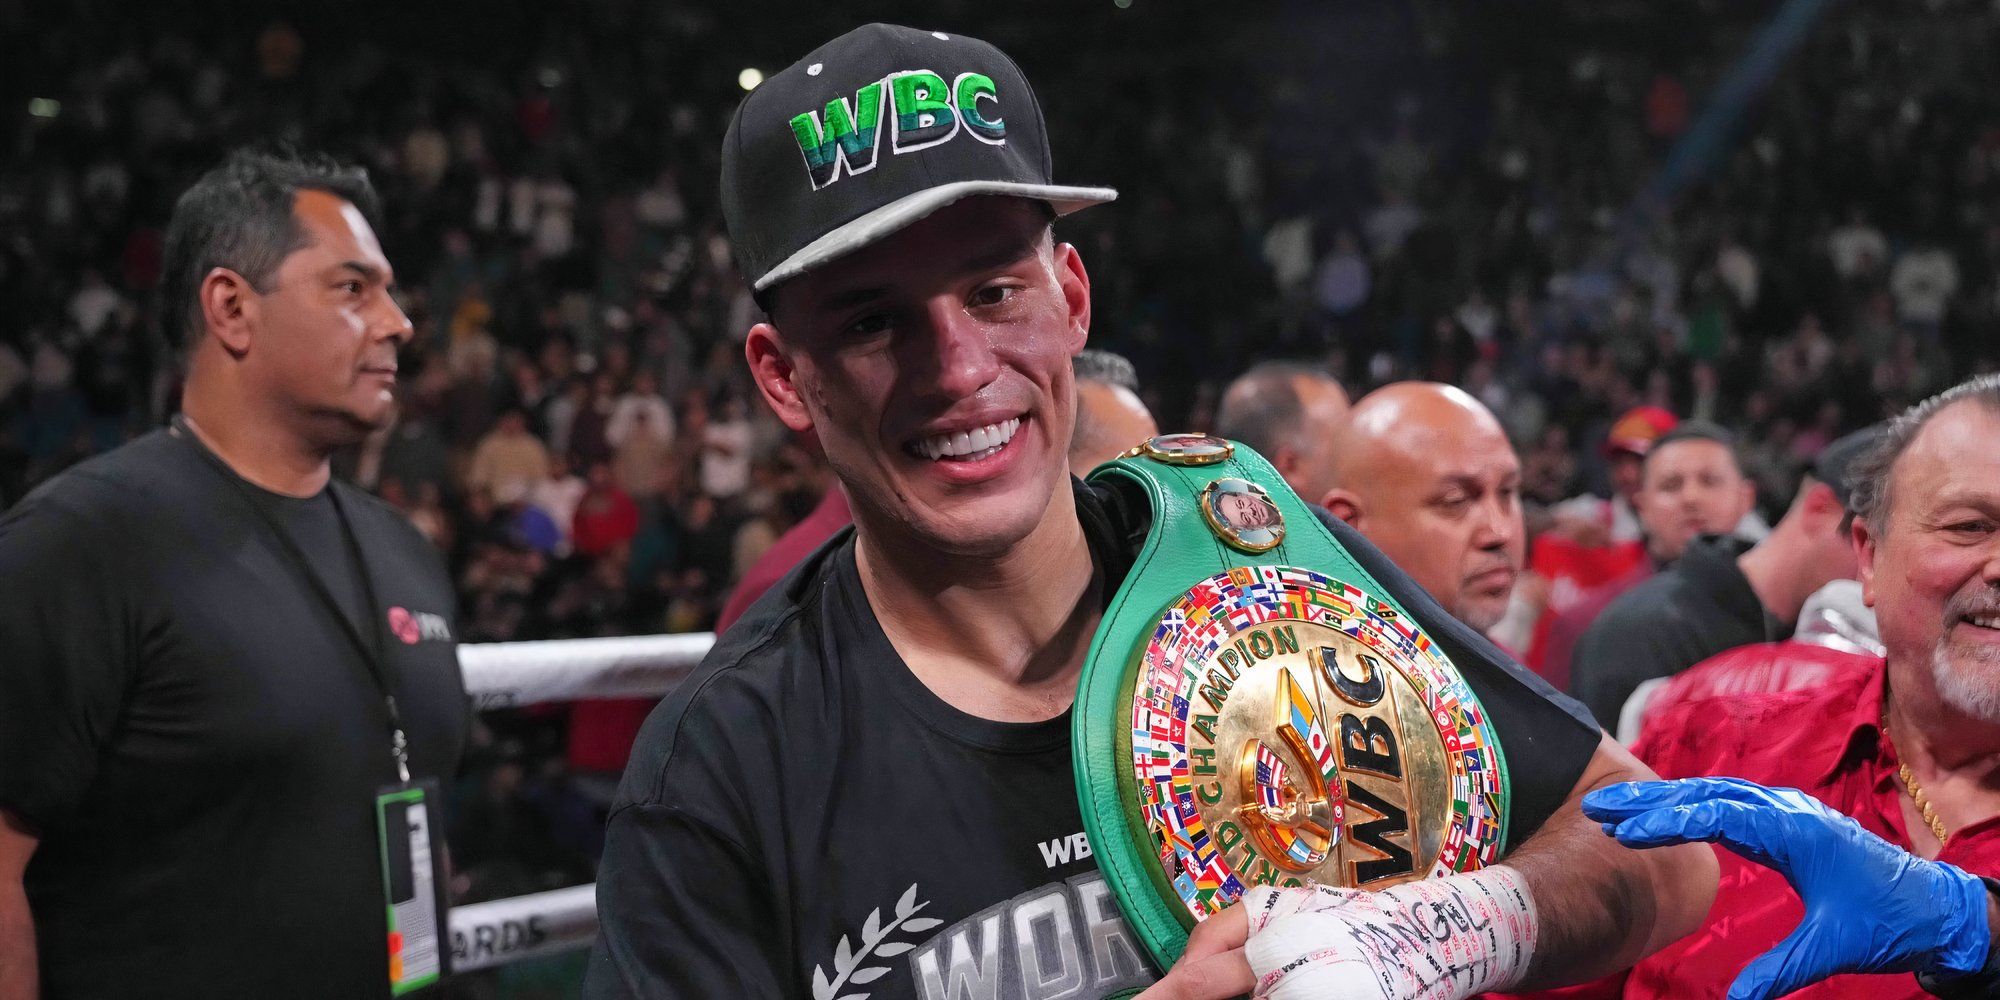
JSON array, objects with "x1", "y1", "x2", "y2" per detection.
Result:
[
  {"x1": 1569, "y1": 424, "x2": 1876, "y2": 728},
  {"x1": 1522, "y1": 406, "x2": 1678, "y2": 681}
]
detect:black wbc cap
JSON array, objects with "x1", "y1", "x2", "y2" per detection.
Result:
[{"x1": 721, "y1": 23, "x2": 1116, "y2": 295}]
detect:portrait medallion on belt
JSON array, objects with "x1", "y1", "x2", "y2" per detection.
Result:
[
  {"x1": 1199, "y1": 478, "x2": 1284, "y2": 553},
  {"x1": 1127, "y1": 433, "x2": 1234, "y2": 466}
]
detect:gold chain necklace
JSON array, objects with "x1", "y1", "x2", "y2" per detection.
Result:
[
  {"x1": 1883, "y1": 701, "x2": 1951, "y2": 843},
  {"x1": 1896, "y1": 759, "x2": 1951, "y2": 843}
]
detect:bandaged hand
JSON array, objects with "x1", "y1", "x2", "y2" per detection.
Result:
[{"x1": 1242, "y1": 866, "x2": 1538, "y2": 1000}]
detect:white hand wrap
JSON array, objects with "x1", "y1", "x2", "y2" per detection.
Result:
[{"x1": 1242, "y1": 865, "x2": 1538, "y2": 1000}]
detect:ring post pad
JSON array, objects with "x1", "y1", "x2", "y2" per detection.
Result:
[{"x1": 1072, "y1": 436, "x2": 1513, "y2": 973}]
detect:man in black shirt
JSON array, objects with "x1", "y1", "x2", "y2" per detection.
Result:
[
  {"x1": 589, "y1": 25, "x2": 1714, "y2": 1000},
  {"x1": 0, "y1": 151, "x2": 468, "y2": 997},
  {"x1": 1570, "y1": 425, "x2": 1882, "y2": 729}
]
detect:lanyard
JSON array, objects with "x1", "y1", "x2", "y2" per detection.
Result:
[{"x1": 170, "y1": 416, "x2": 413, "y2": 783}]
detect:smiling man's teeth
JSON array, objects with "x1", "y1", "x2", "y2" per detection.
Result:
[
  {"x1": 1970, "y1": 613, "x2": 2000, "y2": 629},
  {"x1": 914, "y1": 418, "x2": 1021, "y2": 461}
]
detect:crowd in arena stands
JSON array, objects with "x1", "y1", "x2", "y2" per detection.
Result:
[{"x1": 6, "y1": 0, "x2": 2000, "y2": 969}]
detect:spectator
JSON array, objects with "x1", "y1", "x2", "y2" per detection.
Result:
[
  {"x1": 1890, "y1": 241, "x2": 1960, "y2": 334},
  {"x1": 699, "y1": 394, "x2": 754, "y2": 501},
  {"x1": 530, "y1": 454, "x2": 588, "y2": 556},
  {"x1": 1215, "y1": 362, "x2": 1350, "y2": 505},
  {"x1": 465, "y1": 408, "x2": 552, "y2": 506},
  {"x1": 1323, "y1": 382, "x2": 1526, "y2": 635},
  {"x1": 1563, "y1": 377, "x2": 2000, "y2": 1000},
  {"x1": 566, "y1": 372, "x2": 618, "y2": 471},
  {"x1": 1828, "y1": 207, "x2": 1889, "y2": 280},
  {"x1": 606, "y1": 370, "x2": 675, "y2": 452},
  {"x1": 1069, "y1": 349, "x2": 1159, "y2": 472},
  {"x1": 1312, "y1": 231, "x2": 1371, "y2": 319},
  {"x1": 571, "y1": 461, "x2": 640, "y2": 559},
  {"x1": 1568, "y1": 422, "x2": 1812, "y2": 727}
]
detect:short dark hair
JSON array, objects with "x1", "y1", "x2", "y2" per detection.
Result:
[
  {"x1": 1848, "y1": 373, "x2": 2000, "y2": 531},
  {"x1": 162, "y1": 148, "x2": 381, "y2": 345},
  {"x1": 1215, "y1": 361, "x2": 1320, "y2": 456},
  {"x1": 1644, "y1": 420, "x2": 1741, "y2": 474},
  {"x1": 1073, "y1": 349, "x2": 1139, "y2": 392}
]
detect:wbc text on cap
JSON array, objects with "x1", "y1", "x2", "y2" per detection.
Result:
[
  {"x1": 722, "y1": 23, "x2": 1116, "y2": 295},
  {"x1": 790, "y1": 69, "x2": 1008, "y2": 189}
]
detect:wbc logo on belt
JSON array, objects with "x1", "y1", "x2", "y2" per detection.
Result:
[{"x1": 1125, "y1": 566, "x2": 1507, "y2": 921}]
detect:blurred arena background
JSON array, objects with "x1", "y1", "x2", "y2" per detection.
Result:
[{"x1": 5, "y1": 0, "x2": 1998, "y2": 995}]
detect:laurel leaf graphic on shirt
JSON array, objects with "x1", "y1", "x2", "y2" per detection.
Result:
[{"x1": 812, "y1": 883, "x2": 934, "y2": 1000}]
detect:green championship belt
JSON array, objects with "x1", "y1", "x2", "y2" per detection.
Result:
[{"x1": 1073, "y1": 434, "x2": 1512, "y2": 975}]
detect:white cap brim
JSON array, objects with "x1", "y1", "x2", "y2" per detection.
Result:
[{"x1": 753, "y1": 180, "x2": 1118, "y2": 293}]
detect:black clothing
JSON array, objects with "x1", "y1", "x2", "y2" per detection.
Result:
[
  {"x1": 0, "y1": 428, "x2": 469, "y2": 999},
  {"x1": 586, "y1": 480, "x2": 1600, "y2": 1000},
  {"x1": 1569, "y1": 534, "x2": 1784, "y2": 728}
]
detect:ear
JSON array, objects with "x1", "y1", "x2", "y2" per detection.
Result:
[
  {"x1": 745, "y1": 322, "x2": 815, "y2": 434},
  {"x1": 199, "y1": 266, "x2": 258, "y2": 357},
  {"x1": 1054, "y1": 242, "x2": 1091, "y2": 355},
  {"x1": 1805, "y1": 482, "x2": 1845, "y2": 531},
  {"x1": 1738, "y1": 480, "x2": 1758, "y2": 518},
  {"x1": 1852, "y1": 515, "x2": 1878, "y2": 607},
  {"x1": 1321, "y1": 488, "x2": 1363, "y2": 527},
  {"x1": 1270, "y1": 445, "x2": 1302, "y2": 483}
]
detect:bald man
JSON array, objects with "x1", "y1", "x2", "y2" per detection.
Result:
[
  {"x1": 1323, "y1": 382, "x2": 1526, "y2": 633},
  {"x1": 1214, "y1": 361, "x2": 1350, "y2": 503},
  {"x1": 1069, "y1": 348, "x2": 1158, "y2": 471}
]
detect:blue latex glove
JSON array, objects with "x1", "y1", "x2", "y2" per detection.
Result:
[{"x1": 1583, "y1": 777, "x2": 1991, "y2": 1000}]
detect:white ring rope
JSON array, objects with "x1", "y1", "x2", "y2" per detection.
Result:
[
  {"x1": 450, "y1": 883, "x2": 600, "y2": 973},
  {"x1": 447, "y1": 632, "x2": 716, "y2": 973},
  {"x1": 458, "y1": 632, "x2": 715, "y2": 709}
]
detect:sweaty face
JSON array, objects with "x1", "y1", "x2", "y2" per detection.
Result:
[
  {"x1": 253, "y1": 190, "x2": 411, "y2": 442},
  {"x1": 1861, "y1": 402, "x2": 2000, "y2": 722},
  {"x1": 1636, "y1": 439, "x2": 1753, "y2": 562},
  {"x1": 1349, "y1": 418, "x2": 1525, "y2": 632},
  {"x1": 752, "y1": 198, "x2": 1089, "y2": 557}
]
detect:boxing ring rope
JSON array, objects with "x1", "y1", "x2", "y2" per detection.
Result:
[
  {"x1": 458, "y1": 632, "x2": 716, "y2": 710},
  {"x1": 448, "y1": 632, "x2": 715, "y2": 972}
]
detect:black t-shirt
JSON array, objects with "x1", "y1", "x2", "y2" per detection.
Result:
[
  {"x1": 0, "y1": 428, "x2": 470, "y2": 999},
  {"x1": 1569, "y1": 534, "x2": 1785, "y2": 727},
  {"x1": 586, "y1": 480, "x2": 1599, "y2": 1000}
]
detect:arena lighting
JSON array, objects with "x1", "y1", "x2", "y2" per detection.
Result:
[
  {"x1": 738, "y1": 67, "x2": 764, "y2": 91},
  {"x1": 1114, "y1": 0, "x2": 1133, "y2": 8},
  {"x1": 27, "y1": 98, "x2": 59, "y2": 119}
]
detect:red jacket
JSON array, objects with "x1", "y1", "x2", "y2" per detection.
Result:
[{"x1": 1634, "y1": 579, "x2": 1882, "y2": 736}]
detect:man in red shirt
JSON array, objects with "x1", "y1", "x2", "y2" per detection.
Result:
[{"x1": 1537, "y1": 374, "x2": 2000, "y2": 1000}]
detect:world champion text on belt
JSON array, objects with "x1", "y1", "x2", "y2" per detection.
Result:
[
  {"x1": 1073, "y1": 434, "x2": 1510, "y2": 968},
  {"x1": 1126, "y1": 565, "x2": 1506, "y2": 919}
]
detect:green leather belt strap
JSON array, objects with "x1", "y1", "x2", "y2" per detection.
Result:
[{"x1": 1071, "y1": 436, "x2": 1513, "y2": 975}]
